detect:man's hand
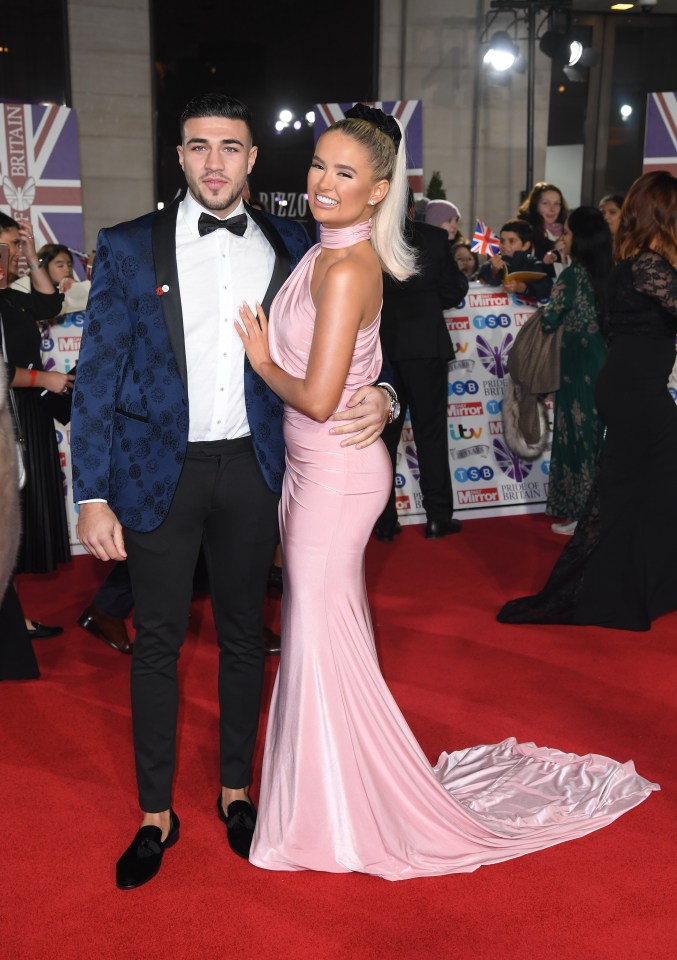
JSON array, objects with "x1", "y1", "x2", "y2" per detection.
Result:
[
  {"x1": 77, "y1": 502, "x2": 127, "y2": 561},
  {"x1": 329, "y1": 385, "x2": 390, "y2": 448}
]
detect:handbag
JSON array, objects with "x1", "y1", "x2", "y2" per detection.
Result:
[
  {"x1": 1, "y1": 313, "x2": 28, "y2": 489},
  {"x1": 503, "y1": 305, "x2": 563, "y2": 457}
]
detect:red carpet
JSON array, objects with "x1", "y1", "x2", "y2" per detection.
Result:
[{"x1": 3, "y1": 514, "x2": 675, "y2": 960}]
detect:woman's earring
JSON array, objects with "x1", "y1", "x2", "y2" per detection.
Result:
[{"x1": 368, "y1": 199, "x2": 376, "y2": 206}]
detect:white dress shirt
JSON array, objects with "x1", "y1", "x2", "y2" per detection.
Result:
[{"x1": 176, "y1": 192, "x2": 276, "y2": 442}]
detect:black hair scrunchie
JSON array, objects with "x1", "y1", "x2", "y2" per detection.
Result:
[{"x1": 343, "y1": 103, "x2": 402, "y2": 153}]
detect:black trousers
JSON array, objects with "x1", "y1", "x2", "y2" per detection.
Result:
[
  {"x1": 124, "y1": 438, "x2": 279, "y2": 811},
  {"x1": 378, "y1": 357, "x2": 453, "y2": 530}
]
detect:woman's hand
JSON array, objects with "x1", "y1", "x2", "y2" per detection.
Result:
[
  {"x1": 17, "y1": 220, "x2": 38, "y2": 263},
  {"x1": 235, "y1": 301, "x2": 271, "y2": 374},
  {"x1": 40, "y1": 370, "x2": 75, "y2": 395},
  {"x1": 16, "y1": 221, "x2": 55, "y2": 294}
]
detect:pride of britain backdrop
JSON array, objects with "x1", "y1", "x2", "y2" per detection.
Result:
[{"x1": 393, "y1": 285, "x2": 553, "y2": 523}]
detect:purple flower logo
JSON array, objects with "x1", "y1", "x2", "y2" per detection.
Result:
[
  {"x1": 404, "y1": 443, "x2": 420, "y2": 483},
  {"x1": 476, "y1": 333, "x2": 513, "y2": 378},
  {"x1": 493, "y1": 438, "x2": 533, "y2": 482}
]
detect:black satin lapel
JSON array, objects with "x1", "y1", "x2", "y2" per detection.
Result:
[
  {"x1": 246, "y1": 203, "x2": 291, "y2": 315},
  {"x1": 152, "y1": 198, "x2": 187, "y2": 389}
]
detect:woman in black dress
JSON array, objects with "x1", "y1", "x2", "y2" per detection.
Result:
[
  {"x1": 499, "y1": 171, "x2": 677, "y2": 631},
  {"x1": 0, "y1": 213, "x2": 73, "y2": 637}
]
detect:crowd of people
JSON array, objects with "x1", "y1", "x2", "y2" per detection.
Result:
[{"x1": 1, "y1": 94, "x2": 673, "y2": 887}]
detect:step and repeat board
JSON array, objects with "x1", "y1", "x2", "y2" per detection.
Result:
[{"x1": 394, "y1": 284, "x2": 553, "y2": 524}]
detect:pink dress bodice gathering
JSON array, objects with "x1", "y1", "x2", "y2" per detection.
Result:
[{"x1": 249, "y1": 220, "x2": 657, "y2": 880}]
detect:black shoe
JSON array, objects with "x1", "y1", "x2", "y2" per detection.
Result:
[
  {"x1": 373, "y1": 520, "x2": 402, "y2": 542},
  {"x1": 425, "y1": 518, "x2": 462, "y2": 539},
  {"x1": 115, "y1": 810, "x2": 180, "y2": 890},
  {"x1": 78, "y1": 605, "x2": 133, "y2": 654},
  {"x1": 27, "y1": 621, "x2": 63, "y2": 640},
  {"x1": 217, "y1": 795, "x2": 257, "y2": 860}
]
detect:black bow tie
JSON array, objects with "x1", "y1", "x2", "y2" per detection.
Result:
[{"x1": 197, "y1": 212, "x2": 247, "y2": 237}]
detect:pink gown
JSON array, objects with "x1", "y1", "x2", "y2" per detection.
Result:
[{"x1": 249, "y1": 220, "x2": 658, "y2": 880}]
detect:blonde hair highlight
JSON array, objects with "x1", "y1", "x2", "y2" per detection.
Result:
[{"x1": 326, "y1": 117, "x2": 417, "y2": 281}]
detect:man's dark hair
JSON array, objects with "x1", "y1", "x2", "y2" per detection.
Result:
[
  {"x1": 179, "y1": 93, "x2": 253, "y2": 142},
  {"x1": 0, "y1": 211, "x2": 19, "y2": 233},
  {"x1": 500, "y1": 219, "x2": 534, "y2": 245}
]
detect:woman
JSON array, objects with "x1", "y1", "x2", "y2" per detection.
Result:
[
  {"x1": 13, "y1": 242, "x2": 91, "y2": 315},
  {"x1": 0, "y1": 358, "x2": 40, "y2": 681},
  {"x1": 451, "y1": 239, "x2": 479, "y2": 280},
  {"x1": 424, "y1": 198, "x2": 465, "y2": 244},
  {"x1": 599, "y1": 194, "x2": 625, "y2": 239},
  {"x1": 236, "y1": 107, "x2": 655, "y2": 880},
  {"x1": 542, "y1": 208, "x2": 611, "y2": 535},
  {"x1": 517, "y1": 182, "x2": 569, "y2": 265},
  {"x1": 0, "y1": 214, "x2": 73, "y2": 637},
  {"x1": 499, "y1": 171, "x2": 677, "y2": 630}
]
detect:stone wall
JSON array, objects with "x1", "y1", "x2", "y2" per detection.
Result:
[
  {"x1": 67, "y1": 0, "x2": 154, "y2": 251},
  {"x1": 379, "y1": 0, "x2": 552, "y2": 234}
]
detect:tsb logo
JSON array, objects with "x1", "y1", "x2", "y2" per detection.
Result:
[
  {"x1": 394, "y1": 473, "x2": 406, "y2": 488},
  {"x1": 472, "y1": 313, "x2": 511, "y2": 330},
  {"x1": 486, "y1": 399, "x2": 502, "y2": 415},
  {"x1": 448, "y1": 379, "x2": 479, "y2": 396},
  {"x1": 454, "y1": 466, "x2": 494, "y2": 483}
]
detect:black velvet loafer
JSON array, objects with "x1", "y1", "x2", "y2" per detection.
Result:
[
  {"x1": 27, "y1": 621, "x2": 64, "y2": 640},
  {"x1": 216, "y1": 795, "x2": 257, "y2": 860},
  {"x1": 116, "y1": 810, "x2": 180, "y2": 890}
]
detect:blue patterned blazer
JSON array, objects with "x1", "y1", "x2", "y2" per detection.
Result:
[{"x1": 71, "y1": 198, "x2": 311, "y2": 532}]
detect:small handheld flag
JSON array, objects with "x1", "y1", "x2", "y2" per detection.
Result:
[{"x1": 471, "y1": 220, "x2": 500, "y2": 257}]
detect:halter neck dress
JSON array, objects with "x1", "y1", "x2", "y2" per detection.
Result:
[{"x1": 249, "y1": 220, "x2": 657, "y2": 880}]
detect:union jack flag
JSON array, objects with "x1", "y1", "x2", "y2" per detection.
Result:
[
  {"x1": 643, "y1": 92, "x2": 677, "y2": 177},
  {"x1": 471, "y1": 219, "x2": 500, "y2": 257},
  {"x1": 1, "y1": 102, "x2": 85, "y2": 275}
]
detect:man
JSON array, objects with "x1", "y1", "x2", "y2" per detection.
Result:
[
  {"x1": 375, "y1": 192, "x2": 468, "y2": 540},
  {"x1": 71, "y1": 93, "x2": 391, "y2": 889}
]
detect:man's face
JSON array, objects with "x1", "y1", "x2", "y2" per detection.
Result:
[
  {"x1": 0, "y1": 227, "x2": 21, "y2": 281},
  {"x1": 177, "y1": 116, "x2": 257, "y2": 215},
  {"x1": 499, "y1": 231, "x2": 529, "y2": 258}
]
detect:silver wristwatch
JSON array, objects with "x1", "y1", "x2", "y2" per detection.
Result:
[{"x1": 378, "y1": 383, "x2": 401, "y2": 424}]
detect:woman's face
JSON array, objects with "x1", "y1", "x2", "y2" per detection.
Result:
[
  {"x1": 560, "y1": 220, "x2": 573, "y2": 258},
  {"x1": 440, "y1": 217, "x2": 460, "y2": 241},
  {"x1": 47, "y1": 253, "x2": 73, "y2": 285},
  {"x1": 307, "y1": 130, "x2": 388, "y2": 227},
  {"x1": 0, "y1": 226, "x2": 21, "y2": 281},
  {"x1": 600, "y1": 200, "x2": 621, "y2": 236},
  {"x1": 537, "y1": 190, "x2": 562, "y2": 227},
  {"x1": 453, "y1": 247, "x2": 476, "y2": 278}
]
